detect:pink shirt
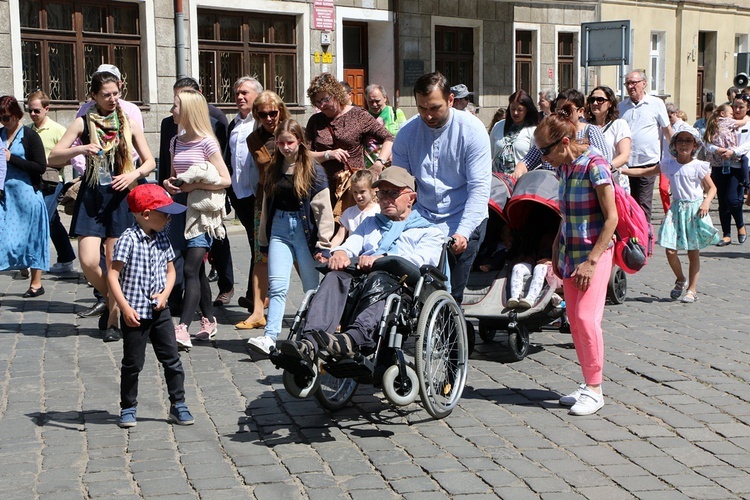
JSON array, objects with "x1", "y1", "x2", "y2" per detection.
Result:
[{"x1": 170, "y1": 136, "x2": 220, "y2": 175}]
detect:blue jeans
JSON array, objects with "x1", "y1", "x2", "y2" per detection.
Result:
[{"x1": 264, "y1": 211, "x2": 321, "y2": 340}]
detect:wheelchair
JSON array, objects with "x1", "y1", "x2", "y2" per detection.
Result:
[{"x1": 268, "y1": 240, "x2": 469, "y2": 419}]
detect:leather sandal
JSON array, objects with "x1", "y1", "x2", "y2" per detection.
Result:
[
  {"x1": 22, "y1": 286, "x2": 45, "y2": 298},
  {"x1": 669, "y1": 280, "x2": 686, "y2": 300}
]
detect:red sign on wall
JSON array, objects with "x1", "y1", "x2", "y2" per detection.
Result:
[{"x1": 314, "y1": 0, "x2": 335, "y2": 30}]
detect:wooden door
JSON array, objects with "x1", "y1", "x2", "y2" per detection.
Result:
[
  {"x1": 697, "y1": 67, "x2": 704, "y2": 118},
  {"x1": 344, "y1": 70, "x2": 366, "y2": 107}
]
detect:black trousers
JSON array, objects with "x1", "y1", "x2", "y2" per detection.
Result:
[
  {"x1": 120, "y1": 308, "x2": 186, "y2": 409},
  {"x1": 213, "y1": 191, "x2": 255, "y2": 295},
  {"x1": 301, "y1": 271, "x2": 385, "y2": 353},
  {"x1": 712, "y1": 166, "x2": 746, "y2": 237},
  {"x1": 628, "y1": 164, "x2": 658, "y2": 222},
  {"x1": 448, "y1": 218, "x2": 487, "y2": 304}
]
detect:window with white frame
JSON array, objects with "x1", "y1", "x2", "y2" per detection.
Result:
[
  {"x1": 735, "y1": 34, "x2": 749, "y2": 73},
  {"x1": 649, "y1": 32, "x2": 665, "y2": 94}
]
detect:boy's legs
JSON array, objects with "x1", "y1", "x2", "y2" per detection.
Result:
[
  {"x1": 149, "y1": 309, "x2": 186, "y2": 404},
  {"x1": 121, "y1": 322, "x2": 149, "y2": 409}
]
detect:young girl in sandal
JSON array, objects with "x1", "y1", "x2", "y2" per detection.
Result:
[
  {"x1": 623, "y1": 126, "x2": 719, "y2": 303},
  {"x1": 329, "y1": 169, "x2": 379, "y2": 248},
  {"x1": 246, "y1": 119, "x2": 335, "y2": 355}
]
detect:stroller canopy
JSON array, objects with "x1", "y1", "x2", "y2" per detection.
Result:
[
  {"x1": 488, "y1": 172, "x2": 516, "y2": 222},
  {"x1": 504, "y1": 169, "x2": 561, "y2": 231}
]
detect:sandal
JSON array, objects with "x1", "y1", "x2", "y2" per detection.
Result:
[
  {"x1": 681, "y1": 290, "x2": 698, "y2": 303},
  {"x1": 669, "y1": 279, "x2": 686, "y2": 300}
]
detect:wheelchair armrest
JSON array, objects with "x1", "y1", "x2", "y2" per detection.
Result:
[
  {"x1": 371, "y1": 255, "x2": 421, "y2": 287},
  {"x1": 316, "y1": 257, "x2": 366, "y2": 276},
  {"x1": 419, "y1": 264, "x2": 448, "y2": 283}
]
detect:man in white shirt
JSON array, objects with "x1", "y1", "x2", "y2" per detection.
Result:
[
  {"x1": 212, "y1": 76, "x2": 262, "y2": 306},
  {"x1": 618, "y1": 70, "x2": 673, "y2": 221}
]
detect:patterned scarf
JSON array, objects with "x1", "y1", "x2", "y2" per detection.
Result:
[{"x1": 84, "y1": 106, "x2": 134, "y2": 187}]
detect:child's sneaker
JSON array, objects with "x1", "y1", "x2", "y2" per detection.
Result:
[
  {"x1": 518, "y1": 297, "x2": 534, "y2": 309},
  {"x1": 559, "y1": 383, "x2": 587, "y2": 406},
  {"x1": 175, "y1": 323, "x2": 193, "y2": 350},
  {"x1": 568, "y1": 388, "x2": 604, "y2": 416},
  {"x1": 506, "y1": 297, "x2": 520, "y2": 309},
  {"x1": 118, "y1": 407, "x2": 137, "y2": 428},
  {"x1": 195, "y1": 317, "x2": 217, "y2": 341},
  {"x1": 169, "y1": 402, "x2": 194, "y2": 425}
]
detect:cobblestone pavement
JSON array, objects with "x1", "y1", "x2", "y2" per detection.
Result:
[{"x1": 2, "y1": 204, "x2": 750, "y2": 499}]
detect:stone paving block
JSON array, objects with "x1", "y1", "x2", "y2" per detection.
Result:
[
  {"x1": 678, "y1": 486, "x2": 737, "y2": 498},
  {"x1": 135, "y1": 477, "x2": 194, "y2": 496},
  {"x1": 567, "y1": 445, "x2": 630, "y2": 466},
  {"x1": 389, "y1": 475, "x2": 442, "y2": 494},
  {"x1": 84, "y1": 479, "x2": 136, "y2": 497},
  {"x1": 628, "y1": 456, "x2": 692, "y2": 476},
  {"x1": 306, "y1": 487, "x2": 351, "y2": 500},
  {"x1": 492, "y1": 486, "x2": 542, "y2": 499},
  {"x1": 610, "y1": 474, "x2": 673, "y2": 492},
  {"x1": 661, "y1": 473, "x2": 722, "y2": 488},
  {"x1": 430, "y1": 471, "x2": 491, "y2": 495},
  {"x1": 237, "y1": 464, "x2": 293, "y2": 484}
]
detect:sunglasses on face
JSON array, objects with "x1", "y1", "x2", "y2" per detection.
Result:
[
  {"x1": 539, "y1": 137, "x2": 563, "y2": 156},
  {"x1": 257, "y1": 110, "x2": 279, "y2": 119},
  {"x1": 587, "y1": 97, "x2": 608, "y2": 105},
  {"x1": 28, "y1": 108, "x2": 43, "y2": 114},
  {"x1": 0, "y1": 115, "x2": 12, "y2": 123}
]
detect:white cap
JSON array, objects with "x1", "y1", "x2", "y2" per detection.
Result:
[{"x1": 95, "y1": 64, "x2": 121, "y2": 81}]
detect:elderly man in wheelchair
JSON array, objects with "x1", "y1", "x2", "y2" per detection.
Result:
[{"x1": 269, "y1": 166, "x2": 470, "y2": 418}]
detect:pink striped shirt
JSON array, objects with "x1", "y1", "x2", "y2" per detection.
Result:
[{"x1": 170, "y1": 136, "x2": 220, "y2": 175}]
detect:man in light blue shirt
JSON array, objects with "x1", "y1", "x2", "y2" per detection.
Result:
[{"x1": 392, "y1": 72, "x2": 491, "y2": 303}]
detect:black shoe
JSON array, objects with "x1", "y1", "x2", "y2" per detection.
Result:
[
  {"x1": 237, "y1": 295, "x2": 252, "y2": 310},
  {"x1": 740, "y1": 233, "x2": 747, "y2": 244},
  {"x1": 103, "y1": 326, "x2": 121, "y2": 343},
  {"x1": 22, "y1": 286, "x2": 45, "y2": 298},
  {"x1": 207, "y1": 267, "x2": 218, "y2": 282},
  {"x1": 78, "y1": 301, "x2": 107, "y2": 318},
  {"x1": 98, "y1": 311, "x2": 108, "y2": 331},
  {"x1": 717, "y1": 238, "x2": 731, "y2": 247}
]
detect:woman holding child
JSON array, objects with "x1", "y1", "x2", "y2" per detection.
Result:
[{"x1": 535, "y1": 102, "x2": 618, "y2": 416}]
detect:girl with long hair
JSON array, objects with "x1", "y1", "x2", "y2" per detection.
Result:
[
  {"x1": 163, "y1": 89, "x2": 231, "y2": 348},
  {"x1": 535, "y1": 102, "x2": 618, "y2": 416},
  {"x1": 246, "y1": 119, "x2": 334, "y2": 355},
  {"x1": 489, "y1": 90, "x2": 540, "y2": 174},
  {"x1": 50, "y1": 72, "x2": 155, "y2": 342}
]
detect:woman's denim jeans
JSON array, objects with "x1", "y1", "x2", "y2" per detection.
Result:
[{"x1": 264, "y1": 211, "x2": 321, "y2": 340}]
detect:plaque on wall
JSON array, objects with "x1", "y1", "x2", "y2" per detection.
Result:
[{"x1": 403, "y1": 60, "x2": 425, "y2": 88}]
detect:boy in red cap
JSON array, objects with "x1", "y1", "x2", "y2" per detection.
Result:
[{"x1": 107, "y1": 183, "x2": 194, "y2": 427}]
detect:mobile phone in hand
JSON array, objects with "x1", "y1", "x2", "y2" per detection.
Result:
[{"x1": 171, "y1": 178, "x2": 184, "y2": 187}]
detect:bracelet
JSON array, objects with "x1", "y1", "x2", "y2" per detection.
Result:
[
  {"x1": 374, "y1": 158, "x2": 384, "y2": 164},
  {"x1": 325, "y1": 150, "x2": 330, "y2": 161}
]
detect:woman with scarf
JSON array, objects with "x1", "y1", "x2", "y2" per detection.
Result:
[
  {"x1": 489, "y1": 90, "x2": 540, "y2": 174},
  {"x1": 50, "y1": 72, "x2": 155, "y2": 342},
  {"x1": 0, "y1": 95, "x2": 49, "y2": 297}
]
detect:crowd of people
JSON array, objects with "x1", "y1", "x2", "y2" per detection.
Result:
[{"x1": 3, "y1": 61, "x2": 748, "y2": 426}]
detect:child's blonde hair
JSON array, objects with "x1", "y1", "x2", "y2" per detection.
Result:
[
  {"x1": 350, "y1": 169, "x2": 375, "y2": 189},
  {"x1": 704, "y1": 103, "x2": 732, "y2": 144}
]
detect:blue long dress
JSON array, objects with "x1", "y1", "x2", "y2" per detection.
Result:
[{"x1": 0, "y1": 126, "x2": 50, "y2": 271}]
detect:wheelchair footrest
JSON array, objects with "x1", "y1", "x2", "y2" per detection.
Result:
[
  {"x1": 269, "y1": 351, "x2": 315, "y2": 378},
  {"x1": 322, "y1": 356, "x2": 374, "y2": 379}
]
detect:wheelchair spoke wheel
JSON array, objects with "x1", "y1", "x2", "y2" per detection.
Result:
[
  {"x1": 382, "y1": 364, "x2": 419, "y2": 406},
  {"x1": 314, "y1": 372, "x2": 358, "y2": 411},
  {"x1": 415, "y1": 290, "x2": 468, "y2": 419}
]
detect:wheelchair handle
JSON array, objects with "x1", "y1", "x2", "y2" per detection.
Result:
[{"x1": 438, "y1": 237, "x2": 455, "y2": 272}]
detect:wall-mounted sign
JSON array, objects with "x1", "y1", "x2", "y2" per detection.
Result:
[
  {"x1": 314, "y1": 0, "x2": 335, "y2": 31},
  {"x1": 403, "y1": 60, "x2": 424, "y2": 87}
]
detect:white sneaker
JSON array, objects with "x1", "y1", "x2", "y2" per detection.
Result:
[
  {"x1": 49, "y1": 261, "x2": 75, "y2": 274},
  {"x1": 506, "y1": 297, "x2": 520, "y2": 309},
  {"x1": 518, "y1": 297, "x2": 534, "y2": 309},
  {"x1": 568, "y1": 387, "x2": 604, "y2": 415},
  {"x1": 559, "y1": 383, "x2": 587, "y2": 406},
  {"x1": 246, "y1": 335, "x2": 276, "y2": 355},
  {"x1": 175, "y1": 323, "x2": 193, "y2": 350}
]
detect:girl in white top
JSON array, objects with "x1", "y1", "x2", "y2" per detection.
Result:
[
  {"x1": 490, "y1": 90, "x2": 540, "y2": 174},
  {"x1": 330, "y1": 169, "x2": 379, "y2": 247},
  {"x1": 585, "y1": 86, "x2": 632, "y2": 193},
  {"x1": 623, "y1": 127, "x2": 718, "y2": 303}
]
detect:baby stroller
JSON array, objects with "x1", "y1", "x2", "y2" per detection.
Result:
[
  {"x1": 463, "y1": 170, "x2": 629, "y2": 361},
  {"x1": 269, "y1": 239, "x2": 469, "y2": 420}
]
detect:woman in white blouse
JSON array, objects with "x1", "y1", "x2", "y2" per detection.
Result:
[
  {"x1": 585, "y1": 86, "x2": 632, "y2": 193},
  {"x1": 490, "y1": 90, "x2": 541, "y2": 174}
]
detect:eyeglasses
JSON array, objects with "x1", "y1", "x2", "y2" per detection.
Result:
[
  {"x1": 587, "y1": 97, "x2": 608, "y2": 105},
  {"x1": 314, "y1": 96, "x2": 332, "y2": 107},
  {"x1": 625, "y1": 80, "x2": 644, "y2": 87},
  {"x1": 0, "y1": 115, "x2": 12, "y2": 123},
  {"x1": 257, "y1": 110, "x2": 279, "y2": 119},
  {"x1": 378, "y1": 188, "x2": 411, "y2": 200},
  {"x1": 28, "y1": 108, "x2": 43, "y2": 114},
  {"x1": 538, "y1": 137, "x2": 563, "y2": 156}
]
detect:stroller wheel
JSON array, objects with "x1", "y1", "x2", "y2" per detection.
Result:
[
  {"x1": 478, "y1": 326, "x2": 497, "y2": 343},
  {"x1": 607, "y1": 266, "x2": 628, "y2": 305},
  {"x1": 506, "y1": 321, "x2": 530, "y2": 362}
]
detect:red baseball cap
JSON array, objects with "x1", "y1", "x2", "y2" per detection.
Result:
[{"x1": 127, "y1": 183, "x2": 187, "y2": 214}]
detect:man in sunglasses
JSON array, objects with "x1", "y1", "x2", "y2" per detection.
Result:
[
  {"x1": 157, "y1": 77, "x2": 231, "y2": 314},
  {"x1": 618, "y1": 69, "x2": 673, "y2": 222},
  {"x1": 277, "y1": 166, "x2": 444, "y2": 362}
]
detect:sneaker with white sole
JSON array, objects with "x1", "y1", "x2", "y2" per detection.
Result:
[
  {"x1": 49, "y1": 261, "x2": 75, "y2": 274},
  {"x1": 246, "y1": 335, "x2": 276, "y2": 355},
  {"x1": 506, "y1": 297, "x2": 520, "y2": 309},
  {"x1": 175, "y1": 323, "x2": 193, "y2": 350},
  {"x1": 518, "y1": 297, "x2": 534, "y2": 309},
  {"x1": 195, "y1": 317, "x2": 217, "y2": 341},
  {"x1": 559, "y1": 383, "x2": 587, "y2": 406},
  {"x1": 568, "y1": 387, "x2": 604, "y2": 415}
]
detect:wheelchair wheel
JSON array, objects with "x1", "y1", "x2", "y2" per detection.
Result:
[
  {"x1": 382, "y1": 364, "x2": 419, "y2": 406},
  {"x1": 506, "y1": 321, "x2": 530, "y2": 362},
  {"x1": 415, "y1": 290, "x2": 469, "y2": 419},
  {"x1": 282, "y1": 364, "x2": 320, "y2": 399},
  {"x1": 314, "y1": 372, "x2": 358, "y2": 411}
]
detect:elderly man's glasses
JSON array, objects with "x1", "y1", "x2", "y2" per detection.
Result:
[
  {"x1": 257, "y1": 110, "x2": 278, "y2": 119},
  {"x1": 539, "y1": 138, "x2": 563, "y2": 156},
  {"x1": 378, "y1": 189, "x2": 411, "y2": 200},
  {"x1": 625, "y1": 80, "x2": 644, "y2": 87}
]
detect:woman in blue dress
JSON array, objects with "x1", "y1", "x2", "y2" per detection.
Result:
[{"x1": 0, "y1": 95, "x2": 49, "y2": 297}]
